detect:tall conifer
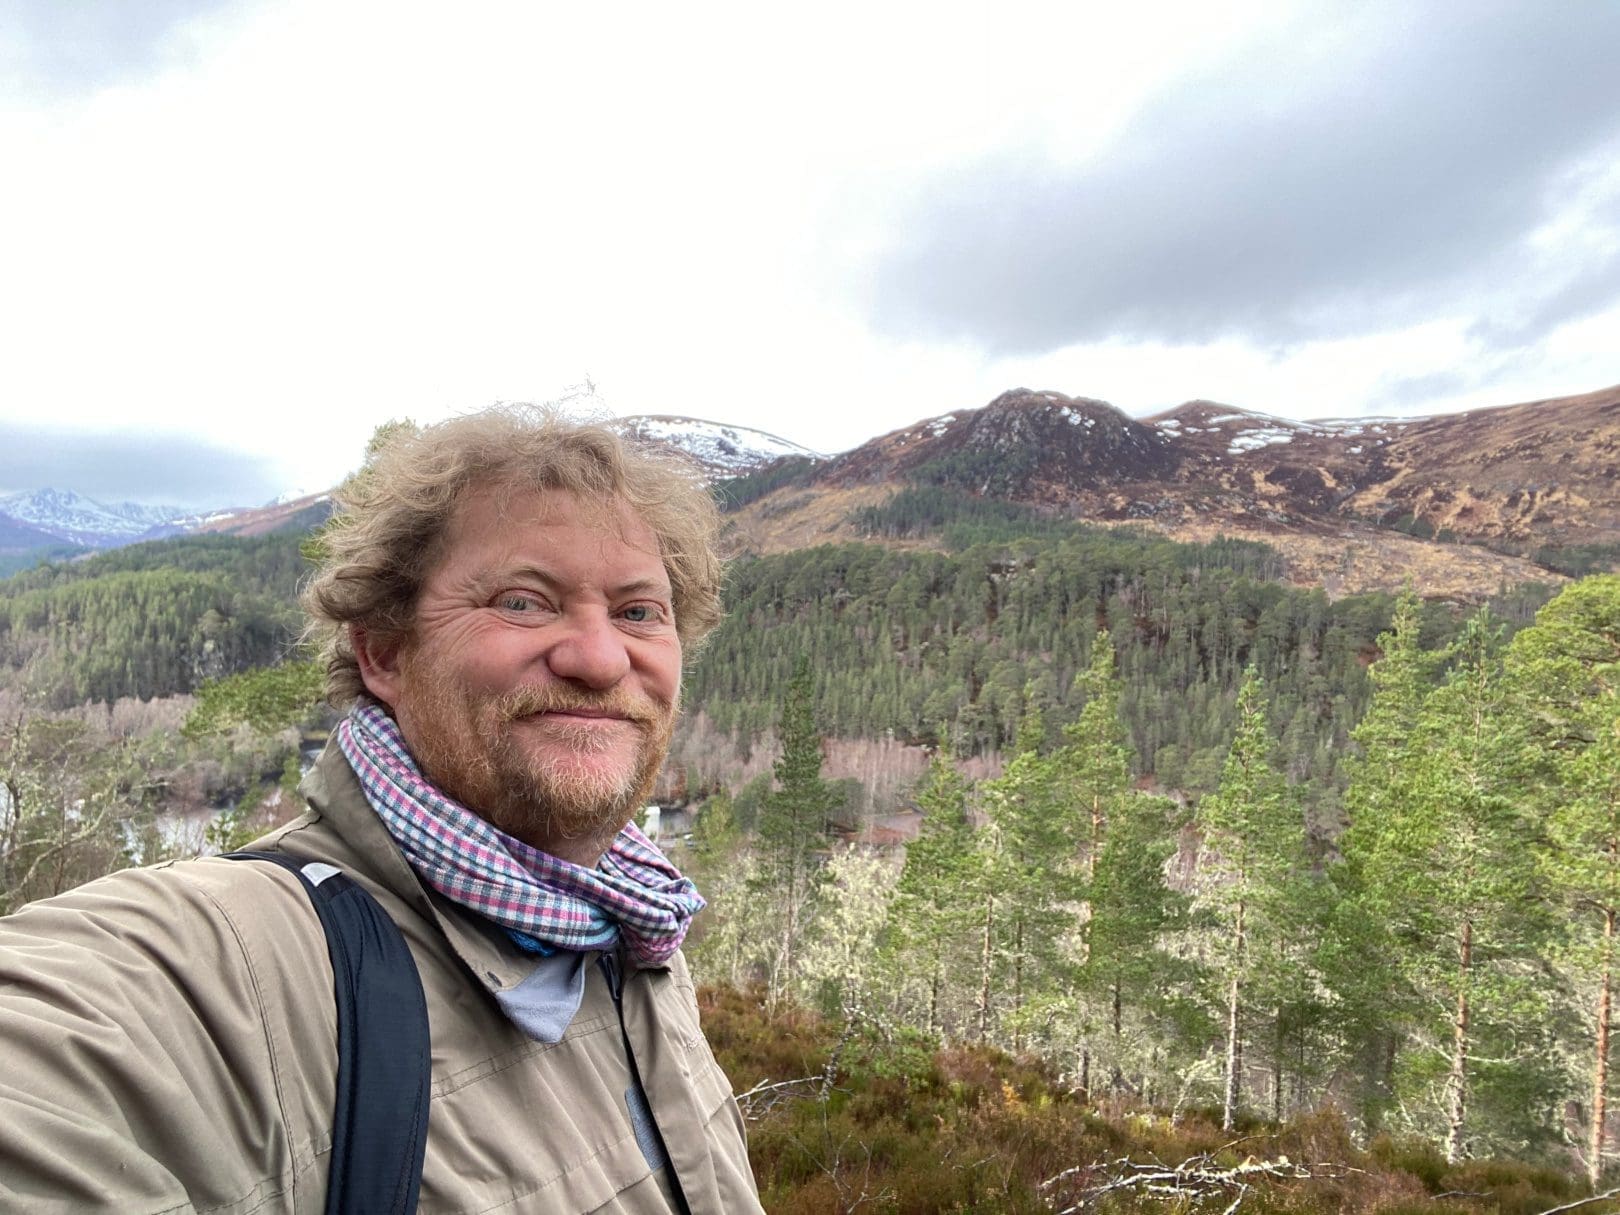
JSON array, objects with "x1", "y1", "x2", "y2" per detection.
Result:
[
  {"x1": 1193, "y1": 667, "x2": 1299, "y2": 1130},
  {"x1": 1509, "y1": 576, "x2": 1620, "y2": 1183},
  {"x1": 755, "y1": 656, "x2": 840, "y2": 1001}
]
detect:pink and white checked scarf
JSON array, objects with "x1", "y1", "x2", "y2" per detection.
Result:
[{"x1": 336, "y1": 700, "x2": 703, "y2": 966}]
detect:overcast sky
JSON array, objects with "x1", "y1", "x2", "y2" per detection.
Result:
[{"x1": 4, "y1": 1, "x2": 1618, "y2": 508}]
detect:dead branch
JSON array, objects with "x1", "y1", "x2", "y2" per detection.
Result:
[
  {"x1": 1042, "y1": 1143, "x2": 1364, "y2": 1214},
  {"x1": 733, "y1": 1075, "x2": 820, "y2": 1121},
  {"x1": 1531, "y1": 1186, "x2": 1620, "y2": 1215}
]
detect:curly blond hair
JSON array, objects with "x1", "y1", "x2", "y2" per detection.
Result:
[{"x1": 302, "y1": 405, "x2": 725, "y2": 706}]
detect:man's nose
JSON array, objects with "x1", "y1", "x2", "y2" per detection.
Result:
[{"x1": 544, "y1": 611, "x2": 632, "y2": 688}]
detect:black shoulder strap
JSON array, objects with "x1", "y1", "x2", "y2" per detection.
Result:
[{"x1": 226, "y1": 850, "x2": 430, "y2": 1215}]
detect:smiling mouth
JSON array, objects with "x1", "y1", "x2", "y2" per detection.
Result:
[{"x1": 519, "y1": 709, "x2": 638, "y2": 726}]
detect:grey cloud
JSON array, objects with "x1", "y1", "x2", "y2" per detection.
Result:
[
  {"x1": 1, "y1": 0, "x2": 244, "y2": 101},
  {"x1": 862, "y1": 2, "x2": 1620, "y2": 356},
  {"x1": 1467, "y1": 183, "x2": 1620, "y2": 349},
  {"x1": 1, "y1": 424, "x2": 283, "y2": 509},
  {"x1": 1368, "y1": 365, "x2": 1510, "y2": 414}
]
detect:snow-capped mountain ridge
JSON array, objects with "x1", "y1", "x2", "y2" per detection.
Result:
[
  {"x1": 612, "y1": 415, "x2": 823, "y2": 477},
  {"x1": 0, "y1": 488, "x2": 188, "y2": 547}
]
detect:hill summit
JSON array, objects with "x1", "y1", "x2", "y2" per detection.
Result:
[{"x1": 719, "y1": 382, "x2": 1620, "y2": 599}]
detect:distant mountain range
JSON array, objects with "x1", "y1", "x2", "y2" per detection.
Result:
[
  {"x1": 0, "y1": 417, "x2": 812, "y2": 572},
  {"x1": 0, "y1": 488, "x2": 187, "y2": 548},
  {"x1": 5, "y1": 393, "x2": 1616, "y2": 597}
]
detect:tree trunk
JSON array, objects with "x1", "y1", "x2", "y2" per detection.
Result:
[
  {"x1": 777, "y1": 885, "x2": 796, "y2": 1004},
  {"x1": 928, "y1": 964, "x2": 942, "y2": 1038},
  {"x1": 1272, "y1": 1010, "x2": 1284, "y2": 1124},
  {"x1": 1592, "y1": 910, "x2": 1615, "y2": 1189},
  {"x1": 1012, "y1": 917, "x2": 1025, "y2": 1053},
  {"x1": 976, "y1": 891, "x2": 995, "y2": 1042},
  {"x1": 1371, "y1": 1032, "x2": 1399, "y2": 1132},
  {"x1": 1090, "y1": 793, "x2": 1104, "y2": 879},
  {"x1": 1223, "y1": 974, "x2": 1243, "y2": 1131},
  {"x1": 1444, "y1": 918, "x2": 1473, "y2": 1165},
  {"x1": 1223, "y1": 899, "x2": 1246, "y2": 1131},
  {"x1": 1109, "y1": 982, "x2": 1125, "y2": 1092}
]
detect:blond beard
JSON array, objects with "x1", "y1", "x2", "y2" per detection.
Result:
[{"x1": 396, "y1": 660, "x2": 675, "y2": 853}]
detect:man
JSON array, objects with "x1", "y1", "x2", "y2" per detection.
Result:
[{"x1": 0, "y1": 409, "x2": 763, "y2": 1213}]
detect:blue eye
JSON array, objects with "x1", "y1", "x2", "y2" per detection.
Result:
[{"x1": 499, "y1": 593, "x2": 543, "y2": 612}]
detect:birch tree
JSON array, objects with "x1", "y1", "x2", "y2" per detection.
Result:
[{"x1": 799, "y1": 844, "x2": 900, "y2": 1019}]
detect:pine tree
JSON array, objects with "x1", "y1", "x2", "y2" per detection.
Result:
[
  {"x1": 892, "y1": 745, "x2": 980, "y2": 1035},
  {"x1": 1192, "y1": 667, "x2": 1300, "y2": 1130},
  {"x1": 1053, "y1": 631, "x2": 1170, "y2": 1090},
  {"x1": 754, "y1": 656, "x2": 840, "y2": 1001},
  {"x1": 1350, "y1": 612, "x2": 1548, "y2": 1160},
  {"x1": 1057, "y1": 630, "x2": 1132, "y2": 883},
  {"x1": 1082, "y1": 789, "x2": 1187, "y2": 1094},
  {"x1": 977, "y1": 699, "x2": 1075, "y2": 1050},
  {"x1": 1330, "y1": 585, "x2": 1438, "y2": 1129},
  {"x1": 1508, "y1": 576, "x2": 1620, "y2": 1184}
]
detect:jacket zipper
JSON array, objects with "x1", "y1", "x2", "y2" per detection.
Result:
[{"x1": 598, "y1": 953, "x2": 693, "y2": 1215}]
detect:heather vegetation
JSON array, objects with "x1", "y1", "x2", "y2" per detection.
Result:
[{"x1": 703, "y1": 984, "x2": 1589, "y2": 1214}]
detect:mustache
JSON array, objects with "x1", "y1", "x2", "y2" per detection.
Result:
[{"x1": 491, "y1": 685, "x2": 663, "y2": 725}]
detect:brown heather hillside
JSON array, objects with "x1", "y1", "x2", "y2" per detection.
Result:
[
  {"x1": 1342, "y1": 383, "x2": 1620, "y2": 546},
  {"x1": 724, "y1": 384, "x2": 1620, "y2": 599}
]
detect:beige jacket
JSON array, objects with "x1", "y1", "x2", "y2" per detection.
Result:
[{"x1": 0, "y1": 743, "x2": 761, "y2": 1214}]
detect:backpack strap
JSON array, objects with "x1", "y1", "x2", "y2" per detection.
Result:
[{"x1": 226, "y1": 850, "x2": 430, "y2": 1215}]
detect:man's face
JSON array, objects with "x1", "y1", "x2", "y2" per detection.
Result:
[{"x1": 360, "y1": 486, "x2": 682, "y2": 862}]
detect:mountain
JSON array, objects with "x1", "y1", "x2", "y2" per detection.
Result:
[
  {"x1": 8, "y1": 386, "x2": 1615, "y2": 599},
  {"x1": 148, "y1": 492, "x2": 333, "y2": 539},
  {"x1": 0, "y1": 488, "x2": 187, "y2": 548},
  {"x1": 1142, "y1": 383, "x2": 1620, "y2": 551},
  {"x1": 720, "y1": 384, "x2": 1620, "y2": 599},
  {"x1": 611, "y1": 415, "x2": 822, "y2": 477}
]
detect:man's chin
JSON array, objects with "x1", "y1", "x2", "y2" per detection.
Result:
[{"x1": 491, "y1": 750, "x2": 663, "y2": 850}]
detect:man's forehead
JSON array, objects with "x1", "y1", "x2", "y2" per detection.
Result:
[{"x1": 445, "y1": 484, "x2": 668, "y2": 578}]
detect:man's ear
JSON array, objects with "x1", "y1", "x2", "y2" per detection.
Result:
[{"x1": 351, "y1": 625, "x2": 404, "y2": 707}]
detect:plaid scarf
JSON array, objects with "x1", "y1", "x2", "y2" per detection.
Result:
[{"x1": 336, "y1": 700, "x2": 703, "y2": 966}]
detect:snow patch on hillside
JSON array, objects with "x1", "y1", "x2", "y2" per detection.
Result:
[{"x1": 616, "y1": 415, "x2": 820, "y2": 477}]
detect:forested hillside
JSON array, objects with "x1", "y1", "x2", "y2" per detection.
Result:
[
  {"x1": 0, "y1": 532, "x2": 308, "y2": 707},
  {"x1": 687, "y1": 486, "x2": 1552, "y2": 812}
]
